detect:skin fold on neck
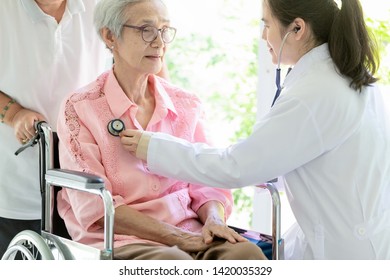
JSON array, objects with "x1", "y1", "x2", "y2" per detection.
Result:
[{"x1": 35, "y1": 0, "x2": 67, "y2": 23}]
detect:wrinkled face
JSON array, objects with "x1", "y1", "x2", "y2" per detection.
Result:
[
  {"x1": 261, "y1": 0, "x2": 295, "y2": 66},
  {"x1": 113, "y1": 0, "x2": 171, "y2": 76}
]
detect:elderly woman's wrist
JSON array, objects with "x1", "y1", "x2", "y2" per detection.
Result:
[{"x1": 136, "y1": 131, "x2": 153, "y2": 161}]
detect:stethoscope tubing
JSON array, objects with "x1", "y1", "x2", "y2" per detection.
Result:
[{"x1": 272, "y1": 30, "x2": 294, "y2": 107}]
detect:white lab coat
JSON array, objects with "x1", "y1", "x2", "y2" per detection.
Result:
[{"x1": 146, "y1": 44, "x2": 390, "y2": 259}]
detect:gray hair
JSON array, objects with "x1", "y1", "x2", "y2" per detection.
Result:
[{"x1": 94, "y1": 0, "x2": 145, "y2": 40}]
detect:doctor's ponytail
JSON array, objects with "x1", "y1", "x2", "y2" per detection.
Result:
[
  {"x1": 266, "y1": 0, "x2": 379, "y2": 92},
  {"x1": 328, "y1": 0, "x2": 379, "y2": 91}
]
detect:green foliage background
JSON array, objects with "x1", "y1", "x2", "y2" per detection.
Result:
[
  {"x1": 367, "y1": 17, "x2": 390, "y2": 84},
  {"x1": 165, "y1": 2, "x2": 260, "y2": 226}
]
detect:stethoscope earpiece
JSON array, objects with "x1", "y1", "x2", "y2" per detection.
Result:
[
  {"x1": 273, "y1": 28, "x2": 298, "y2": 107},
  {"x1": 107, "y1": 119, "x2": 125, "y2": 137}
]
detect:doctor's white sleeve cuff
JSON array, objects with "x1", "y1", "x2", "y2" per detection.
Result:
[{"x1": 136, "y1": 131, "x2": 154, "y2": 161}]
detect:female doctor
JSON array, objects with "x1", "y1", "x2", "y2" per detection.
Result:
[{"x1": 120, "y1": 0, "x2": 390, "y2": 259}]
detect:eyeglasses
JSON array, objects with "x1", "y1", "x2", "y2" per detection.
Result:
[{"x1": 122, "y1": 25, "x2": 177, "y2": 44}]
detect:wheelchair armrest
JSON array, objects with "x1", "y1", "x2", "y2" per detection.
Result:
[
  {"x1": 45, "y1": 168, "x2": 114, "y2": 259},
  {"x1": 46, "y1": 169, "x2": 105, "y2": 193}
]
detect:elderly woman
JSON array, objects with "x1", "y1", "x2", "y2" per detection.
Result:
[{"x1": 56, "y1": 0, "x2": 266, "y2": 260}]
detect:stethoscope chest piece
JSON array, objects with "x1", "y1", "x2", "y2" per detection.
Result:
[{"x1": 107, "y1": 119, "x2": 125, "y2": 137}]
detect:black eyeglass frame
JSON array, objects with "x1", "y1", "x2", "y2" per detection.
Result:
[{"x1": 122, "y1": 24, "x2": 177, "y2": 44}]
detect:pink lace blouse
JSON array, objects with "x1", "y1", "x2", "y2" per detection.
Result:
[{"x1": 56, "y1": 70, "x2": 233, "y2": 249}]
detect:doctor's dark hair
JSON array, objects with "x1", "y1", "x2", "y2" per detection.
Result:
[{"x1": 266, "y1": 0, "x2": 379, "y2": 91}]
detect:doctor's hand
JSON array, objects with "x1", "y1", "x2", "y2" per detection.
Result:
[
  {"x1": 120, "y1": 129, "x2": 142, "y2": 155},
  {"x1": 120, "y1": 129, "x2": 152, "y2": 161}
]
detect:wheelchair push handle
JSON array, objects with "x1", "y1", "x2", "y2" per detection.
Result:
[{"x1": 14, "y1": 121, "x2": 48, "y2": 156}]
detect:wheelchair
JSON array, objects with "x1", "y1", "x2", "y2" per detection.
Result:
[{"x1": 1, "y1": 121, "x2": 283, "y2": 260}]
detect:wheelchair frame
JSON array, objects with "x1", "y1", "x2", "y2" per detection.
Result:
[
  {"x1": 2, "y1": 121, "x2": 283, "y2": 260},
  {"x1": 2, "y1": 122, "x2": 114, "y2": 260}
]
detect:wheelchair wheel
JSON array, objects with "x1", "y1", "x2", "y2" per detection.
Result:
[
  {"x1": 44, "y1": 235, "x2": 75, "y2": 260},
  {"x1": 1, "y1": 230, "x2": 54, "y2": 260}
]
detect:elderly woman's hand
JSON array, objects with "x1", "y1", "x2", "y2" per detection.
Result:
[
  {"x1": 202, "y1": 216, "x2": 248, "y2": 244},
  {"x1": 197, "y1": 201, "x2": 247, "y2": 244},
  {"x1": 173, "y1": 231, "x2": 215, "y2": 253}
]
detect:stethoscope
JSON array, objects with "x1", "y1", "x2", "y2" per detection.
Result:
[
  {"x1": 107, "y1": 119, "x2": 125, "y2": 137},
  {"x1": 268, "y1": 27, "x2": 300, "y2": 184},
  {"x1": 271, "y1": 26, "x2": 300, "y2": 107}
]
